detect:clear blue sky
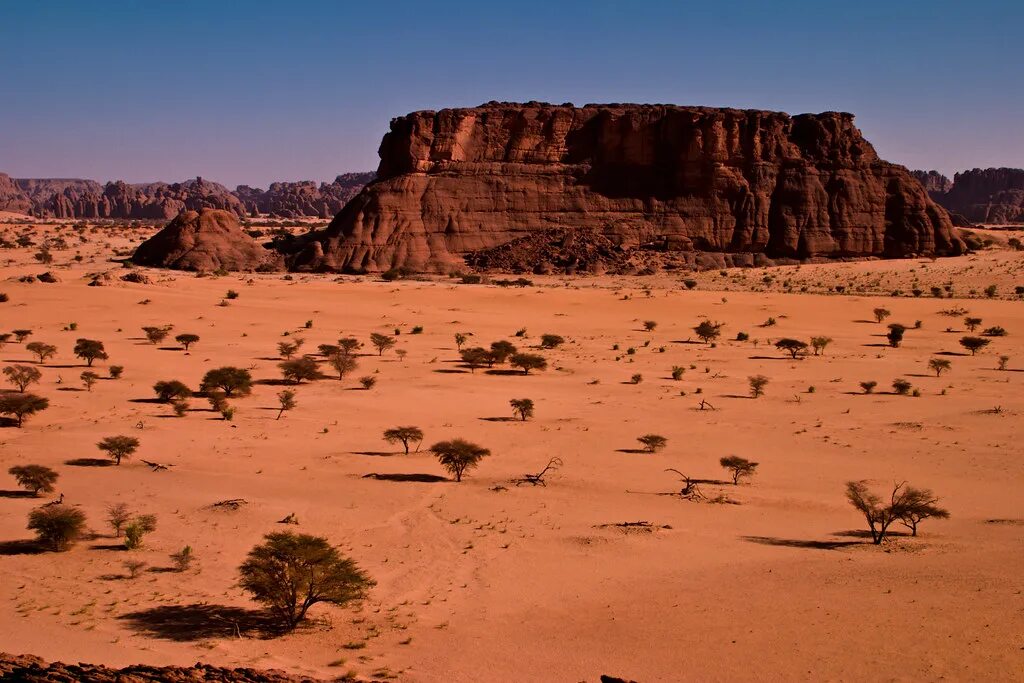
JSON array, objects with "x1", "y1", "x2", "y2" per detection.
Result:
[{"x1": 1, "y1": 0, "x2": 1020, "y2": 188}]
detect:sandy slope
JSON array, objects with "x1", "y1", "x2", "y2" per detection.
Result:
[{"x1": 0, "y1": 222, "x2": 1022, "y2": 681}]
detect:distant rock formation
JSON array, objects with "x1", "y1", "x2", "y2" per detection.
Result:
[
  {"x1": 291, "y1": 102, "x2": 963, "y2": 273},
  {"x1": 235, "y1": 173, "x2": 375, "y2": 218},
  {"x1": 0, "y1": 173, "x2": 32, "y2": 214},
  {"x1": 910, "y1": 169, "x2": 952, "y2": 199},
  {"x1": 4, "y1": 173, "x2": 374, "y2": 220},
  {"x1": 132, "y1": 208, "x2": 283, "y2": 271},
  {"x1": 940, "y1": 168, "x2": 1024, "y2": 224},
  {"x1": 0, "y1": 652, "x2": 326, "y2": 682}
]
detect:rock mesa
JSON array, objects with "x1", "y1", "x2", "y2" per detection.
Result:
[{"x1": 292, "y1": 102, "x2": 963, "y2": 272}]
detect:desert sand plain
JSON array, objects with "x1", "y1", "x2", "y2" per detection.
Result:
[{"x1": 1, "y1": 217, "x2": 1022, "y2": 682}]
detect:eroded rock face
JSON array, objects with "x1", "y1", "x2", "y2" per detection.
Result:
[
  {"x1": 940, "y1": 168, "x2": 1024, "y2": 224},
  {"x1": 911, "y1": 170, "x2": 952, "y2": 199},
  {"x1": 235, "y1": 173, "x2": 375, "y2": 218},
  {"x1": 0, "y1": 652, "x2": 327, "y2": 682},
  {"x1": 0, "y1": 173, "x2": 32, "y2": 214},
  {"x1": 292, "y1": 102, "x2": 964, "y2": 272},
  {"x1": 132, "y1": 208, "x2": 283, "y2": 272}
]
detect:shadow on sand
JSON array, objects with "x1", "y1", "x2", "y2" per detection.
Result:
[{"x1": 119, "y1": 604, "x2": 280, "y2": 641}]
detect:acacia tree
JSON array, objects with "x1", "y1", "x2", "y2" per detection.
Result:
[
  {"x1": 775, "y1": 338, "x2": 808, "y2": 359},
  {"x1": 430, "y1": 439, "x2": 490, "y2": 482},
  {"x1": 383, "y1": 426, "x2": 424, "y2": 454},
  {"x1": 107, "y1": 502, "x2": 131, "y2": 537},
  {"x1": 887, "y1": 325, "x2": 905, "y2": 348},
  {"x1": 719, "y1": 456, "x2": 758, "y2": 484},
  {"x1": 694, "y1": 320, "x2": 722, "y2": 344},
  {"x1": 74, "y1": 338, "x2": 108, "y2": 366},
  {"x1": 142, "y1": 326, "x2": 172, "y2": 345},
  {"x1": 4, "y1": 365, "x2": 41, "y2": 392},
  {"x1": 454, "y1": 333, "x2": 468, "y2": 350},
  {"x1": 928, "y1": 358, "x2": 951, "y2": 377},
  {"x1": 200, "y1": 367, "x2": 253, "y2": 397},
  {"x1": 153, "y1": 380, "x2": 192, "y2": 403},
  {"x1": 510, "y1": 353, "x2": 547, "y2": 375},
  {"x1": 80, "y1": 370, "x2": 99, "y2": 391},
  {"x1": 539, "y1": 334, "x2": 564, "y2": 349},
  {"x1": 13, "y1": 329, "x2": 32, "y2": 343},
  {"x1": 8, "y1": 464, "x2": 59, "y2": 495},
  {"x1": 26, "y1": 341, "x2": 57, "y2": 363},
  {"x1": 276, "y1": 389, "x2": 297, "y2": 419},
  {"x1": 845, "y1": 480, "x2": 905, "y2": 544},
  {"x1": 238, "y1": 532, "x2": 374, "y2": 631},
  {"x1": 964, "y1": 317, "x2": 982, "y2": 332},
  {"x1": 489, "y1": 340, "x2": 517, "y2": 364},
  {"x1": 28, "y1": 506, "x2": 87, "y2": 551},
  {"x1": 873, "y1": 308, "x2": 891, "y2": 323},
  {"x1": 510, "y1": 398, "x2": 534, "y2": 421},
  {"x1": 810, "y1": 336, "x2": 833, "y2": 356},
  {"x1": 898, "y1": 486, "x2": 950, "y2": 536},
  {"x1": 748, "y1": 375, "x2": 769, "y2": 398},
  {"x1": 460, "y1": 347, "x2": 490, "y2": 373},
  {"x1": 637, "y1": 434, "x2": 667, "y2": 453},
  {"x1": 338, "y1": 338, "x2": 362, "y2": 356},
  {"x1": 960, "y1": 336, "x2": 990, "y2": 355},
  {"x1": 328, "y1": 351, "x2": 358, "y2": 381},
  {"x1": 0, "y1": 393, "x2": 49, "y2": 426},
  {"x1": 279, "y1": 357, "x2": 320, "y2": 384},
  {"x1": 97, "y1": 435, "x2": 139, "y2": 465},
  {"x1": 370, "y1": 333, "x2": 396, "y2": 356},
  {"x1": 175, "y1": 333, "x2": 200, "y2": 351}
]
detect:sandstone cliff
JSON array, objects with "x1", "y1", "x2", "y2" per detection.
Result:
[
  {"x1": 939, "y1": 167, "x2": 1024, "y2": 224},
  {"x1": 910, "y1": 169, "x2": 952, "y2": 199},
  {"x1": 235, "y1": 173, "x2": 375, "y2": 218},
  {"x1": 292, "y1": 102, "x2": 963, "y2": 273},
  {"x1": 0, "y1": 173, "x2": 32, "y2": 214},
  {"x1": 132, "y1": 208, "x2": 283, "y2": 271},
  {"x1": 7, "y1": 174, "x2": 374, "y2": 220}
]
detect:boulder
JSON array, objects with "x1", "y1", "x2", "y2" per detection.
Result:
[{"x1": 132, "y1": 208, "x2": 283, "y2": 272}]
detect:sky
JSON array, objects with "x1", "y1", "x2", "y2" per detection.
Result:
[{"x1": 1, "y1": 0, "x2": 1020, "y2": 188}]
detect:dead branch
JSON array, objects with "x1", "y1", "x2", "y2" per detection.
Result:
[
  {"x1": 141, "y1": 459, "x2": 174, "y2": 471},
  {"x1": 514, "y1": 457, "x2": 563, "y2": 486}
]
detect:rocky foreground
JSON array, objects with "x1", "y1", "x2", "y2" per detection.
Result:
[
  {"x1": 291, "y1": 102, "x2": 963, "y2": 273},
  {"x1": 0, "y1": 653, "x2": 329, "y2": 682}
]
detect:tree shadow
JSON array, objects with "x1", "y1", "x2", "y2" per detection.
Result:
[
  {"x1": 670, "y1": 340, "x2": 706, "y2": 345},
  {"x1": 484, "y1": 369, "x2": 527, "y2": 376},
  {"x1": 362, "y1": 473, "x2": 448, "y2": 483},
  {"x1": 0, "y1": 539, "x2": 45, "y2": 555},
  {"x1": 851, "y1": 319, "x2": 877, "y2": 324},
  {"x1": 834, "y1": 528, "x2": 910, "y2": 539},
  {"x1": 89, "y1": 542, "x2": 127, "y2": 551},
  {"x1": 129, "y1": 397, "x2": 165, "y2": 404},
  {"x1": 742, "y1": 535, "x2": 862, "y2": 550},
  {"x1": 433, "y1": 368, "x2": 469, "y2": 374},
  {"x1": 254, "y1": 378, "x2": 299, "y2": 386},
  {"x1": 935, "y1": 351, "x2": 968, "y2": 356},
  {"x1": 615, "y1": 448, "x2": 650, "y2": 454},
  {"x1": 479, "y1": 416, "x2": 515, "y2": 422},
  {"x1": 747, "y1": 355, "x2": 799, "y2": 361},
  {"x1": 118, "y1": 603, "x2": 280, "y2": 641},
  {"x1": 65, "y1": 458, "x2": 113, "y2": 467},
  {"x1": 0, "y1": 417, "x2": 18, "y2": 428},
  {"x1": 57, "y1": 387, "x2": 84, "y2": 392},
  {"x1": 351, "y1": 451, "x2": 397, "y2": 457},
  {"x1": 0, "y1": 490, "x2": 36, "y2": 498},
  {"x1": 157, "y1": 346, "x2": 182, "y2": 351},
  {"x1": 720, "y1": 394, "x2": 754, "y2": 399}
]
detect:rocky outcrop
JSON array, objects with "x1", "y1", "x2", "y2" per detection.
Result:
[
  {"x1": 910, "y1": 170, "x2": 952, "y2": 199},
  {"x1": 938, "y1": 168, "x2": 1024, "y2": 224},
  {"x1": 235, "y1": 173, "x2": 375, "y2": 218},
  {"x1": 0, "y1": 652, "x2": 326, "y2": 682},
  {"x1": 0, "y1": 173, "x2": 32, "y2": 214},
  {"x1": 132, "y1": 208, "x2": 283, "y2": 271},
  {"x1": 292, "y1": 102, "x2": 963, "y2": 273},
  {"x1": 7, "y1": 174, "x2": 374, "y2": 220}
]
